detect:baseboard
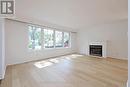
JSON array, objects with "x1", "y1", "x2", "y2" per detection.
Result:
[
  {"x1": 83, "y1": 54, "x2": 128, "y2": 60},
  {"x1": 88, "y1": 55, "x2": 106, "y2": 58},
  {"x1": 107, "y1": 57, "x2": 128, "y2": 60},
  {"x1": 7, "y1": 52, "x2": 78, "y2": 66}
]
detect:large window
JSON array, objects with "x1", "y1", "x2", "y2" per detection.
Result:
[
  {"x1": 28, "y1": 26, "x2": 42, "y2": 50},
  {"x1": 28, "y1": 25, "x2": 70, "y2": 50},
  {"x1": 44, "y1": 29, "x2": 54, "y2": 48},
  {"x1": 55, "y1": 31, "x2": 63, "y2": 47},
  {"x1": 64, "y1": 32, "x2": 70, "y2": 47}
]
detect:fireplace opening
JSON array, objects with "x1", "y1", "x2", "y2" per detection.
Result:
[{"x1": 89, "y1": 45, "x2": 102, "y2": 57}]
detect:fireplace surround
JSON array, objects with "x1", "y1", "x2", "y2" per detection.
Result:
[{"x1": 88, "y1": 41, "x2": 107, "y2": 58}]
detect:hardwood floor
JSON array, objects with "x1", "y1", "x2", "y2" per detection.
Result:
[{"x1": 0, "y1": 54, "x2": 128, "y2": 87}]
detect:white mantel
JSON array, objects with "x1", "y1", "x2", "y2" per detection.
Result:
[{"x1": 88, "y1": 41, "x2": 107, "y2": 58}]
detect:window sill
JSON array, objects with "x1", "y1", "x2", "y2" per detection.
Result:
[
  {"x1": 44, "y1": 47, "x2": 71, "y2": 50},
  {"x1": 28, "y1": 47, "x2": 71, "y2": 52}
]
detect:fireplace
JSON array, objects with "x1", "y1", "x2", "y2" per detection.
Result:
[{"x1": 89, "y1": 45, "x2": 102, "y2": 57}]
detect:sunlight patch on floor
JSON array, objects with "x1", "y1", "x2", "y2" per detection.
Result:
[
  {"x1": 34, "y1": 61, "x2": 53, "y2": 68},
  {"x1": 49, "y1": 59, "x2": 59, "y2": 63},
  {"x1": 34, "y1": 54, "x2": 83, "y2": 68}
]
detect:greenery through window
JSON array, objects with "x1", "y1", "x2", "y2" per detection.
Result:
[
  {"x1": 28, "y1": 26, "x2": 41, "y2": 50},
  {"x1": 64, "y1": 32, "x2": 70, "y2": 47},
  {"x1": 55, "y1": 31, "x2": 63, "y2": 47},
  {"x1": 44, "y1": 29, "x2": 54, "y2": 48},
  {"x1": 28, "y1": 25, "x2": 70, "y2": 50}
]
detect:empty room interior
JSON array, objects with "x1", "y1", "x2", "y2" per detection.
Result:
[{"x1": 0, "y1": 0, "x2": 128, "y2": 87}]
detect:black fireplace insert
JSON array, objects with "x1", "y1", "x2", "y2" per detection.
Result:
[{"x1": 89, "y1": 45, "x2": 102, "y2": 57}]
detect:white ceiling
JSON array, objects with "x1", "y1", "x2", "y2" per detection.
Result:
[{"x1": 15, "y1": 0, "x2": 128, "y2": 31}]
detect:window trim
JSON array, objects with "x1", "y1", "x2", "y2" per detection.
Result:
[
  {"x1": 63, "y1": 32, "x2": 71, "y2": 48},
  {"x1": 28, "y1": 25, "x2": 42, "y2": 51},
  {"x1": 28, "y1": 25, "x2": 71, "y2": 50},
  {"x1": 43, "y1": 28, "x2": 55, "y2": 49},
  {"x1": 55, "y1": 30, "x2": 64, "y2": 48}
]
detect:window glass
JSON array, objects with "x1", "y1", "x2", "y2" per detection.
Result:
[
  {"x1": 64, "y1": 32, "x2": 70, "y2": 47},
  {"x1": 44, "y1": 29, "x2": 54, "y2": 48},
  {"x1": 28, "y1": 26, "x2": 41, "y2": 50},
  {"x1": 55, "y1": 31, "x2": 63, "y2": 47},
  {"x1": 28, "y1": 25, "x2": 71, "y2": 50}
]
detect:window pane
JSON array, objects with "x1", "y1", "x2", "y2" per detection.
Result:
[
  {"x1": 28, "y1": 26, "x2": 41, "y2": 50},
  {"x1": 44, "y1": 29, "x2": 54, "y2": 48},
  {"x1": 64, "y1": 32, "x2": 70, "y2": 47},
  {"x1": 55, "y1": 31, "x2": 63, "y2": 47}
]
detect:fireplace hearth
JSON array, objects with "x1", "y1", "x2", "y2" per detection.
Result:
[{"x1": 89, "y1": 45, "x2": 102, "y2": 57}]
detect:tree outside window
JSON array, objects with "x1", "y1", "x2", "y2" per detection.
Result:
[
  {"x1": 44, "y1": 29, "x2": 54, "y2": 48},
  {"x1": 28, "y1": 25, "x2": 71, "y2": 50},
  {"x1": 28, "y1": 26, "x2": 41, "y2": 50},
  {"x1": 55, "y1": 31, "x2": 63, "y2": 47},
  {"x1": 64, "y1": 32, "x2": 70, "y2": 47}
]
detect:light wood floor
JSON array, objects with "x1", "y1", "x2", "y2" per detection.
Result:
[{"x1": 0, "y1": 54, "x2": 128, "y2": 87}]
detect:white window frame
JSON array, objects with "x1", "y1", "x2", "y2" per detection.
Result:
[
  {"x1": 63, "y1": 32, "x2": 71, "y2": 48},
  {"x1": 28, "y1": 25, "x2": 71, "y2": 50},
  {"x1": 28, "y1": 25, "x2": 42, "y2": 51},
  {"x1": 43, "y1": 28, "x2": 55, "y2": 49},
  {"x1": 55, "y1": 30, "x2": 64, "y2": 48}
]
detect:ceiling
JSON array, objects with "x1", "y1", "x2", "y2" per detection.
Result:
[{"x1": 14, "y1": 0, "x2": 128, "y2": 31}]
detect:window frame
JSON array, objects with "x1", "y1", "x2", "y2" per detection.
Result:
[
  {"x1": 43, "y1": 28, "x2": 55, "y2": 49},
  {"x1": 63, "y1": 32, "x2": 71, "y2": 48},
  {"x1": 28, "y1": 25, "x2": 42, "y2": 51},
  {"x1": 28, "y1": 25, "x2": 71, "y2": 50},
  {"x1": 55, "y1": 30, "x2": 64, "y2": 48}
]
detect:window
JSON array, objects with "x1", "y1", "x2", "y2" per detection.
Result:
[
  {"x1": 55, "y1": 31, "x2": 63, "y2": 47},
  {"x1": 28, "y1": 26, "x2": 41, "y2": 50},
  {"x1": 44, "y1": 29, "x2": 54, "y2": 48},
  {"x1": 28, "y1": 25, "x2": 71, "y2": 50},
  {"x1": 64, "y1": 32, "x2": 70, "y2": 47}
]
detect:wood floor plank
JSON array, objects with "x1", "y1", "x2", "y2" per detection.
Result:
[{"x1": 0, "y1": 54, "x2": 128, "y2": 87}]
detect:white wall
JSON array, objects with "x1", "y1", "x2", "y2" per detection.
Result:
[
  {"x1": 5, "y1": 19, "x2": 78, "y2": 65},
  {"x1": 0, "y1": 18, "x2": 6, "y2": 79},
  {"x1": 78, "y1": 19, "x2": 128, "y2": 60}
]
